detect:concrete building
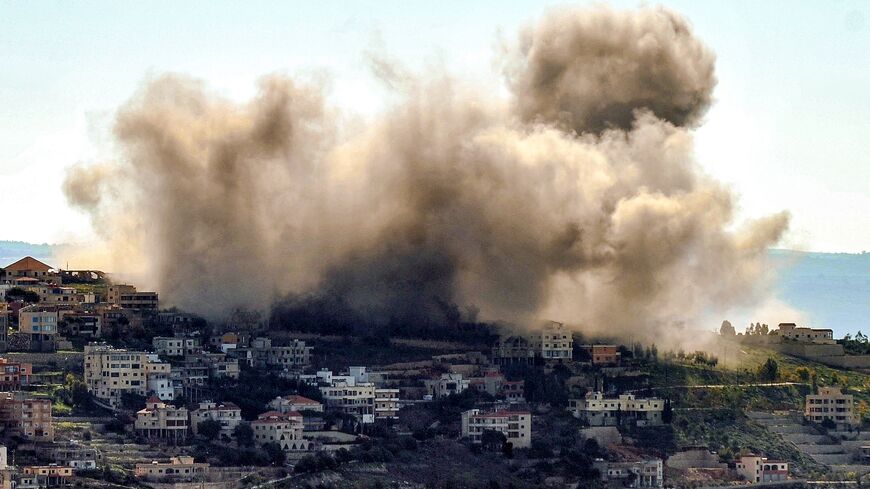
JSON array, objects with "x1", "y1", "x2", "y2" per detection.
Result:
[
  {"x1": 375, "y1": 388, "x2": 400, "y2": 420},
  {"x1": 532, "y1": 321, "x2": 573, "y2": 362},
  {"x1": 152, "y1": 336, "x2": 201, "y2": 357},
  {"x1": 20, "y1": 466, "x2": 73, "y2": 487},
  {"x1": 135, "y1": 456, "x2": 209, "y2": 482},
  {"x1": 568, "y1": 392, "x2": 664, "y2": 427},
  {"x1": 778, "y1": 323, "x2": 835, "y2": 344},
  {"x1": 84, "y1": 344, "x2": 172, "y2": 408},
  {"x1": 736, "y1": 455, "x2": 788, "y2": 483},
  {"x1": 461, "y1": 409, "x2": 531, "y2": 449},
  {"x1": 0, "y1": 392, "x2": 53, "y2": 442},
  {"x1": 594, "y1": 459, "x2": 663, "y2": 488},
  {"x1": 251, "y1": 411, "x2": 310, "y2": 452},
  {"x1": 805, "y1": 386, "x2": 858, "y2": 428},
  {"x1": 0, "y1": 357, "x2": 32, "y2": 390},
  {"x1": 57, "y1": 312, "x2": 101, "y2": 338},
  {"x1": 268, "y1": 395, "x2": 324, "y2": 414},
  {"x1": 580, "y1": 345, "x2": 621, "y2": 365},
  {"x1": 190, "y1": 401, "x2": 241, "y2": 438},
  {"x1": 320, "y1": 380, "x2": 376, "y2": 424},
  {"x1": 1, "y1": 257, "x2": 60, "y2": 284},
  {"x1": 43, "y1": 444, "x2": 99, "y2": 470},
  {"x1": 135, "y1": 396, "x2": 188, "y2": 443},
  {"x1": 18, "y1": 305, "x2": 58, "y2": 351},
  {"x1": 107, "y1": 284, "x2": 158, "y2": 311},
  {"x1": 424, "y1": 373, "x2": 470, "y2": 399},
  {"x1": 31, "y1": 286, "x2": 79, "y2": 305}
]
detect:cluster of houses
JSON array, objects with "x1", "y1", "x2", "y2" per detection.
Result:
[
  {"x1": 0, "y1": 256, "x2": 842, "y2": 487},
  {"x1": 0, "y1": 257, "x2": 158, "y2": 352}
]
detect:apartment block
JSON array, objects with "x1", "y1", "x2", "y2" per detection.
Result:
[
  {"x1": 83, "y1": 344, "x2": 172, "y2": 408},
  {"x1": 532, "y1": 321, "x2": 573, "y2": 362},
  {"x1": 375, "y1": 388, "x2": 400, "y2": 420},
  {"x1": 0, "y1": 357, "x2": 32, "y2": 391},
  {"x1": 190, "y1": 401, "x2": 241, "y2": 438},
  {"x1": 319, "y1": 380, "x2": 376, "y2": 424},
  {"x1": 805, "y1": 386, "x2": 858, "y2": 427},
  {"x1": 580, "y1": 345, "x2": 621, "y2": 365},
  {"x1": 57, "y1": 311, "x2": 101, "y2": 338},
  {"x1": 152, "y1": 336, "x2": 201, "y2": 357},
  {"x1": 0, "y1": 392, "x2": 53, "y2": 442},
  {"x1": 461, "y1": 409, "x2": 531, "y2": 449},
  {"x1": 107, "y1": 284, "x2": 158, "y2": 311},
  {"x1": 135, "y1": 396, "x2": 188, "y2": 443},
  {"x1": 20, "y1": 466, "x2": 73, "y2": 488},
  {"x1": 18, "y1": 305, "x2": 58, "y2": 351},
  {"x1": 251, "y1": 411, "x2": 310, "y2": 452},
  {"x1": 568, "y1": 392, "x2": 664, "y2": 427}
]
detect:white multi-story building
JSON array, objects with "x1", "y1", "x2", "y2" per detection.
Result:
[
  {"x1": 320, "y1": 380, "x2": 376, "y2": 424},
  {"x1": 594, "y1": 459, "x2": 663, "y2": 488},
  {"x1": 736, "y1": 455, "x2": 788, "y2": 483},
  {"x1": 251, "y1": 411, "x2": 309, "y2": 452},
  {"x1": 190, "y1": 401, "x2": 242, "y2": 438},
  {"x1": 568, "y1": 392, "x2": 664, "y2": 426},
  {"x1": 805, "y1": 386, "x2": 858, "y2": 427},
  {"x1": 84, "y1": 344, "x2": 172, "y2": 408},
  {"x1": 424, "y1": 373, "x2": 470, "y2": 399},
  {"x1": 532, "y1": 321, "x2": 573, "y2": 361},
  {"x1": 461, "y1": 409, "x2": 531, "y2": 449}
]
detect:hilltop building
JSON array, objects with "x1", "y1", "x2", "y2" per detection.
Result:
[
  {"x1": 0, "y1": 257, "x2": 60, "y2": 284},
  {"x1": 778, "y1": 323, "x2": 835, "y2": 344}
]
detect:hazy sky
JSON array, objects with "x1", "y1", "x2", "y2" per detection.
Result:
[{"x1": 1, "y1": 1, "x2": 868, "y2": 252}]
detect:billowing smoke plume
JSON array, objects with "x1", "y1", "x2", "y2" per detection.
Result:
[
  {"x1": 506, "y1": 6, "x2": 716, "y2": 134},
  {"x1": 64, "y1": 6, "x2": 789, "y2": 343}
]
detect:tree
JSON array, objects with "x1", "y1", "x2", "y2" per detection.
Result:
[
  {"x1": 662, "y1": 398, "x2": 673, "y2": 424},
  {"x1": 262, "y1": 442, "x2": 286, "y2": 466},
  {"x1": 795, "y1": 367, "x2": 811, "y2": 382},
  {"x1": 757, "y1": 358, "x2": 779, "y2": 381},
  {"x1": 720, "y1": 320, "x2": 736, "y2": 336},
  {"x1": 4, "y1": 287, "x2": 39, "y2": 304},
  {"x1": 233, "y1": 422, "x2": 254, "y2": 447},
  {"x1": 198, "y1": 419, "x2": 222, "y2": 441},
  {"x1": 480, "y1": 430, "x2": 507, "y2": 451}
]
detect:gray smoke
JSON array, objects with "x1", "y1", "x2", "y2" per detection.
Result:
[
  {"x1": 506, "y1": 5, "x2": 717, "y2": 134},
  {"x1": 63, "y1": 6, "x2": 788, "y2": 344}
]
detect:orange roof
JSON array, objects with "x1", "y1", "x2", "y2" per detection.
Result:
[
  {"x1": 145, "y1": 395, "x2": 162, "y2": 404},
  {"x1": 4, "y1": 257, "x2": 53, "y2": 272},
  {"x1": 283, "y1": 395, "x2": 320, "y2": 405}
]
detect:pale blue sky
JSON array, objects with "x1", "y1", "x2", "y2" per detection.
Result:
[{"x1": 1, "y1": 1, "x2": 869, "y2": 252}]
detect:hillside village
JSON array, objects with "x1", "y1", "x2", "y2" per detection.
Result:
[{"x1": 1, "y1": 256, "x2": 870, "y2": 488}]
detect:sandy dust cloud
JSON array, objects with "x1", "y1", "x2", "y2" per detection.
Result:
[{"x1": 63, "y1": 6, "x2": 789, "y2": 344}]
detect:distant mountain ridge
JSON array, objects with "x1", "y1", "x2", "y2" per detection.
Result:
[
  {"x1": 2, "y1": 241, "x2": 868, "y2": 336},
  {"x1": 0, "y1": 240, "x2": 56, "y2": 265}
]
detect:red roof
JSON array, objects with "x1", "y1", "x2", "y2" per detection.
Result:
[
  {"x1": 5, "y1": 257, "x2": 53, "y2": 272},
  {"x1": 145, "y1": 395, "x2": 162, "y2": 404},
  {"x1": 283, "y1": 395, "x2": 320, "y2": 405}
]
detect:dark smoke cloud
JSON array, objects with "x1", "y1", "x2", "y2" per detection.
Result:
[
  {"x1": 64, "y1": 6, "x2": 788, "y2": 345},
  {"x1": 506, "y1": 5, "x2": 717, "y2": 135}
]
